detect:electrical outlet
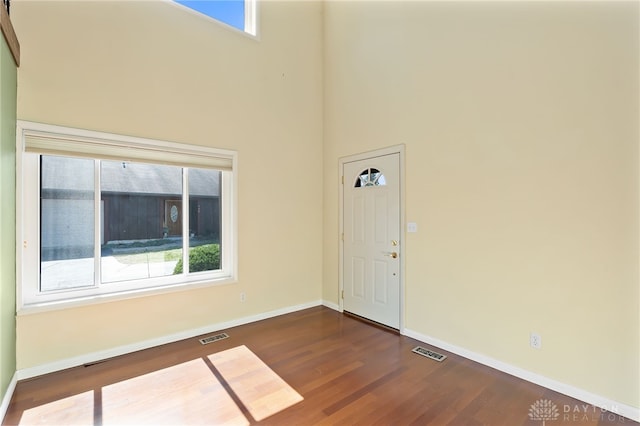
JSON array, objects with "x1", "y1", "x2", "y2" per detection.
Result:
[
  {"x1": 240, "y1": 292, "x2": 246, "y2": 302},
  {"x1": 530, "y1": 332, "x2": 541, "y2": 349}
]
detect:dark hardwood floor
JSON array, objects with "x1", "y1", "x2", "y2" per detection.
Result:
[{"x1": 2, "y1": 306, "x2": 637, "y2": 425}]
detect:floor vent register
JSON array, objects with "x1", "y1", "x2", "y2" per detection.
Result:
[
  {"x1": 412, "y1": 346, "x2": 447, "y2": 362},
  {"x1": 199, "y1": 332, "x2": 229, "y2": 345}
]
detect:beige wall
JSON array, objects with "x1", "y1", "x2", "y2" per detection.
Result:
[
  {"x1": 323, "y1": 1, "x2": 639, "y2": 409},
  {"x1": 9, "y1": 0, "x2": 640, "y2": 414},
  {"x1": 12, "y1": 0, "x2": 323, "y2": 368}
]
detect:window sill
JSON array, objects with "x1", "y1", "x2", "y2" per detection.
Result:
[{"x1": 17, "y1": 276, "x2": 237, "y2": 316}]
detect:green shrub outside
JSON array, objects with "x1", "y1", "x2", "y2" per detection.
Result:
[{"x1": 173, "y1": 244, "x2": 220, "y2": 274}]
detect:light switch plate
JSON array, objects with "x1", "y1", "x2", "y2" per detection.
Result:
[{"x1": 407, "y1": 222, "x2": 418, "y2": 233}]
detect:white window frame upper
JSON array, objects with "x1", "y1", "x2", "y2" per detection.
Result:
[
  {"x1": 244, "y1": 0, "x2": 257, "y2": 36},
  {"x1": 16, "y1": 121, "x2": 238, "y2": 313}
]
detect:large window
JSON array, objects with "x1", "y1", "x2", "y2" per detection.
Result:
[{"x1": 17, "y1": 121, "x2": 237, "y2": 309}]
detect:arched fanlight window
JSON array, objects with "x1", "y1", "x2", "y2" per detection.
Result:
[{"x1": 354, "y1": 168, "x2": 386, "y2": 188}]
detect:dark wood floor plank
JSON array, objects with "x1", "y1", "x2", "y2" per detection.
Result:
[{"x1": 2, "y1": 306, "x2": 637, "y2": 426}]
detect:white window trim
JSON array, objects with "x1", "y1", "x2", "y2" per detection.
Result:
[
  {"x1": 244, "y1": 0, "x2": 257, "y2": 37},
  {"x1": 16, "y1": 120, "x2": 238, "y2": 315}
]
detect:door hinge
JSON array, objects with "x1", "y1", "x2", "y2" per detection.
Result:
[
  {"x1": 341, "y1": 290, "x2": 344, "y2": 299},
  {"x1": 341, "y1": 175, "x2": 344, "y2": 184},
  {"x1": 341, "y1": 232, "x2": 344, "y2": 241}
]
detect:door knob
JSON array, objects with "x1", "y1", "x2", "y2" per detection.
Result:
[{"x1": 384, "y1": 251, "x2": 398, "y2": 259}]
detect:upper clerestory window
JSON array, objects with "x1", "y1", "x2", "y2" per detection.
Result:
[{"x1": 173, "y1": 0, "x2": 257, "y2": 36}]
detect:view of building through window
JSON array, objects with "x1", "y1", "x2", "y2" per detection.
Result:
[
  {"x1": 40, "y1": 156, "x2": 221, "y2": 292},
  {"x1": 40, "y1": 156, "x2": 96, "y2": 290}
]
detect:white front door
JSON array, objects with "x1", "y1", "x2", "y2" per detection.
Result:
[{"x1": 343, "y1": 153, "x2": 400, "y2": 329}]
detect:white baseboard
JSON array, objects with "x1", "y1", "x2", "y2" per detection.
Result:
[
  {"x1": 321, "y1": 299, "x2": 340, "y2": 311},
  {"x1": 17, "y1": 300, "x2": 323, "y2": 381},
  {"x1": 0, "y1": 372, "x2": 18, "y2": 423},
  {"x1": 16, "y1": 304, "x2": 636, "y2": 422},
  {"x1": 403, "y1": 328, "x2": 640, "y2": 423}
]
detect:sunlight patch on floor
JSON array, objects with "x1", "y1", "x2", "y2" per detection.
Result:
[
  {"x1": 18, "y1": 345, "x2": 302, "y2": 425},
  {"x1": 209, "y1": 345, "x2": 304, "y2": 421},
  {"x1": 20, "y1": 391, "x2": 94, "y2": 425},
  {"x1": 102, "y1": 358, "x2": 248, "y2": 425}
]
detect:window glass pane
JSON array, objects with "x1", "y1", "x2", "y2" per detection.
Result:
[
  {"x1": 100, "y1": 161, "x2": 183, "y2": 283},
  {"x1": 183, "y1": 168, "x2": 222, "y2": 274},
  {"x1": 175, "y1": 0, "x2": 245, "y2": 32},
  {"x1": 354, "y1": 168, "x2": 386, "y2": 188},
  {"x1": 40, "y1": 156, "x2": 95, "y2": 292}
]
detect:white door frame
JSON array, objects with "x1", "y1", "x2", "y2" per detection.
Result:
[{"x1": 338, "y1": 144, "x2": 405, "y2": 333}]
